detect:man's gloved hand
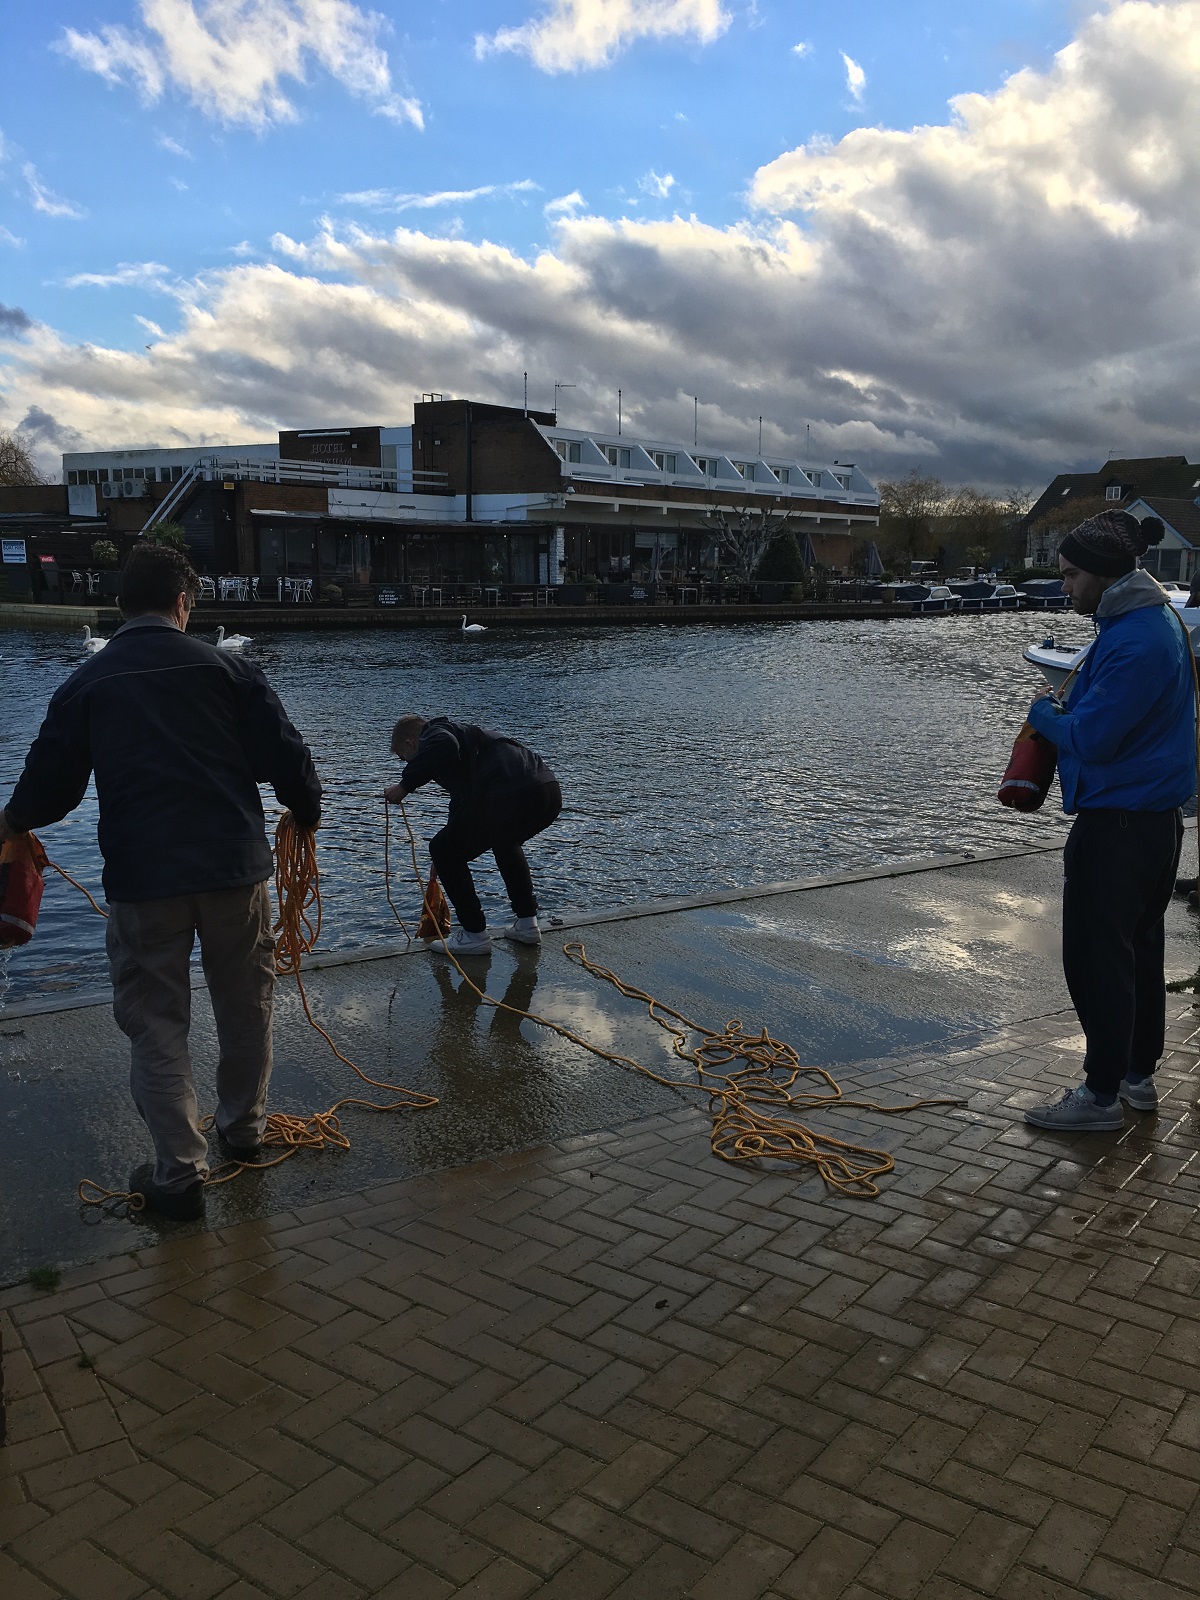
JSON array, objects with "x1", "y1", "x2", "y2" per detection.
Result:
[{"x1": 384, "y1": 783, "x2": 407, "y2": 805}]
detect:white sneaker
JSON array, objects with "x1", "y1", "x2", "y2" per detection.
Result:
[
  {"x1": 442, "y1": 927, "x2": 492, "y2": 956},
  {"x1": 1023, "y1": 1084, "x2": 1123, "y2": 1131},
  {"x1": 502, "y1": 915, "x2": 542, "y2": 946}
]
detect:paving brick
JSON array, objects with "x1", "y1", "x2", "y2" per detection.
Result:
[
  {"x1": 468, "y1": 1501, "x2": 580, "y2": 1574},
  {"x1": 1021, "y1": 1503, "x2": 1110, "y2": 1584},
  {"x1": 547, "y1": 1495, "x2": 662, "y2": 1567},
  {"x1": 774, "y1": 1526, "x2": 874, "y2": 1599}
]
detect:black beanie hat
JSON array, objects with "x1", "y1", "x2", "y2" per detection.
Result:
[{"x1": 1058, "y1": 510, "x2": 1165, "y2": 577}]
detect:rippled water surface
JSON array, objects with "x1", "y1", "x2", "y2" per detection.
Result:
[{"x1": 0, "y1": 614, "x2": 1094, "y2": 1007}]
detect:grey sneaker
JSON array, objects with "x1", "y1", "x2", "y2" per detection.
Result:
[
  {"x1": 443, "y1": 927, "x2": 492, "y2": 956},
  {"x1": 1119, "y1": 1075, "x2": 1159, "y2": 1112},
  {"x1": 502, "y1": 915, "x2": 541, "y2": 946},
  {"x1": 1024, "y1": 1084, "x2": 1124, "y2": 1131}
]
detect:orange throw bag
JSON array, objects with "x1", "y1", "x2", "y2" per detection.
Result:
[
  {"x1": 416, "y1": 867, "x2": 452, "y2": 941},
  {"x1": 998, "y1": 722, "x2": 1058, "y2": 812},
  {"x1": 0, "y1": 832, "x2": 49, "y2": 947}
]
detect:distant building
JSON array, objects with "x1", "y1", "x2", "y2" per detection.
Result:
[
  {"x1": 42, "y1": 399, "x2": 879, "y2": 593},
  {"x1": 1024, "y1": 455, "x2": 1200, "y2": 571}
]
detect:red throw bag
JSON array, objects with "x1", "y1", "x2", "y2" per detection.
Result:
[
  {"x1": 416, "y1": 867, "x2": 452, "y2": 942},
  {"x1": 0, "y1": 832, "x2": 49, "y2": 948},
  {"x1": 998, "y1": 722, "x2": 1058, "y2": 812}
]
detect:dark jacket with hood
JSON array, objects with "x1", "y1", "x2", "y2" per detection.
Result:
[
  {"x1": 401, "y1": 718, "x2": 555, "y2": 822},
  {"x1": 4, "y1": 616, "x2": 321, "y2": 902}
]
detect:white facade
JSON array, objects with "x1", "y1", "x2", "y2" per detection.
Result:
[{"x1": 533, "y1": 424, "x2": 879, "y2": 510}]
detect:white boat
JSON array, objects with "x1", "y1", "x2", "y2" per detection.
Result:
[
  {"x1": 1024, "y1": 595, "x2": 1200, "y2": 691},
  {"x1": 1022, "y1": 636, "x2": 1091, "y2": 692}
]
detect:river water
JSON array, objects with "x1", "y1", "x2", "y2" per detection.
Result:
[{"x1": 0, "y1": 613, "x2": 1093, "y2": 1010}]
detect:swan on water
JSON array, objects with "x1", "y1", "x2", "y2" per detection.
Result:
[
  {"x1": 82, "y1": 626, "x2": 107, "y2": 653},
  {"x1": 461, "y1": 615, "x2": 487, "y2": 634},
  {"x1": 215, "y1": 625, "x2": 251, "y2": 651}
]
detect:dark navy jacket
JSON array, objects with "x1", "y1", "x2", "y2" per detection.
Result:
[
  {"x1": 402, "y1": 718, "x2": 554, "y2": 820},
  {"x1": 4, "y1": 616, "x2": 321, "y2": 902}
]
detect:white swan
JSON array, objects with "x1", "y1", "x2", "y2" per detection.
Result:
[
  {"x1": 81, "y1": 626, "x2": 107, "y2": 653},
  {"x1": 461, "y1": 614, "x2": 487, "y2": 635},
  {"x1": 215, "y1": 625, "x2": 251, "y2": 651}
]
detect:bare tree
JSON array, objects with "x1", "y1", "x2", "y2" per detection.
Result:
[
  {"x1": 711, "y1": 505, "x2": 793, "y2": 583},
  {"x1": 877, "y1": 469, "x2": 948, "y2": 562},
  {"x1": 0, "y1": 432, "x2": 45, "y2": 487}
]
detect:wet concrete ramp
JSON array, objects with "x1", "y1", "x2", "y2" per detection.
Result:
[{"x1": 3, "y1": 844, "x2": 1198, "y2": 1282}]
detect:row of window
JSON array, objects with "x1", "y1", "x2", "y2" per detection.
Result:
[
  {"x1": 68, "y1": 465, "x2": 186, "y2": 486},
  {"x1": 553, "y1": 439, "x2": 851, "y2": 491}
]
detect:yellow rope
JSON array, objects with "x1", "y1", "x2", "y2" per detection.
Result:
[
  {"x1": 78, "y1": 812, "x2": 436, "y2": 1213},
  {"x1": 387, "y1": 799, "x2": 963, "y2": 1198}
]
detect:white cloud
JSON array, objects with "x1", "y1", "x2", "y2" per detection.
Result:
[
  {"x1": 640, "y1": 169, "x2": 676, "y2": 199},
  {"x1": 545, "y1": 190, "x2": 587, "y2": 216},
  {"x1": 841, "y1": 52, "x2": 865, "y2": 102},
  {"x1": 9, "y1": 2, "x2": 1200, "y2": 493},
  {"x1": 135, "y1": 315, "x2": 167, "y2": 337},
  {"x1": 792, "y1": 40, "x2": 811, "y2": 58},
  {"x1": 0, "y1": 225, "x2": 24, "y2": 247},
  {"x1": 63, "y1": 261, "x2": 175, "y2": 291},
  {"x1": 158, "y1": 134, "x2": 193, "y2": 157},
  {"x1": 23, "y1": 164, "x2": 86, "y2": 219},
  {"x1": 57, "y1": 0, "x2": 423, "y2": 131},
  {"x1": 476, "y1": 0, "x2": 731, "y2": 73},
  {"x1": 336, "y1": 180, "x2": 539, "y2": 212}
]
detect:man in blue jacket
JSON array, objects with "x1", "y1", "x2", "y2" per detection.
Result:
[
  {"x1": 0, "y1": 543, "x2": 322, "y2": 1218},
  {"x1": 1024, "y1": 511, "x2": 1195, "y2": 1130}
]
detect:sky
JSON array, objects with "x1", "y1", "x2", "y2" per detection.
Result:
[{"x1": 2, "y1": 0, "x2": 1198, "y2": 491}]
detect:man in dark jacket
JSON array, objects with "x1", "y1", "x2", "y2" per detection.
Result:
[
  {"x1": 385, "y1": 714, "x2": 561, "y2": 956},
  {"x1": 1024, "y1": 512, "x2": 1195, "y2": 1131},
  {"x1": 0, "y1": 543, "x2": 321, "y2": 1218}
]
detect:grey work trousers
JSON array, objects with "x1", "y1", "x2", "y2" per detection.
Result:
[{"x1": 106, "y1": 881, "x2": 276, "y2": 1192}]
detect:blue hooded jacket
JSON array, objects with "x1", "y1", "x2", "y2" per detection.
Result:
[{"x1": 1028, "y1": 570, "x2": 1195, "y2": 813}]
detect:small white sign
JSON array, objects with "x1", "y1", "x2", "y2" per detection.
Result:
[{"x1": 1, "y1": 538, "x2": 27, "y2": 565}]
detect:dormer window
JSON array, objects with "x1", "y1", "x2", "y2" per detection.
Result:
[
  {"x1": 693, "y1": 457, "x2": 711, "y2": 474},
  {"x1": 651, "y1": 452, "x2": 676, "y2": 473},
  {"x1": 606, "y1": 447, "x2": 631, "y2": 468},
  {"x1": 1106, "y1": 485, "x2": 1122, "y2": 500},
  {"x1": 775, "y1": 468, "x2": 790, "y2": 484}
]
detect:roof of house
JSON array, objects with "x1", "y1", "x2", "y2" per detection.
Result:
[
  {"x1": 1136, "y1": 496, "x2": 1200, "y2": 549},
  {"x1": 1025, "y1": 455, "x2": 1198, "y2": 526}
]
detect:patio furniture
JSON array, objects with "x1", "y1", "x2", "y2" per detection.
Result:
[{"x1": 198, "y1": 577, "x2": 217, "y2": 601}]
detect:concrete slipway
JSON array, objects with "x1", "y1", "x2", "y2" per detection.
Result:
[{"x1": 2, "y1": 841, "x2": 1199, "y2": 1285}]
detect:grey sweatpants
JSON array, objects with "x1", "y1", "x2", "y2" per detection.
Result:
[{"x1": 106, "y1": 881, "x2": 276, "y2": 1192}]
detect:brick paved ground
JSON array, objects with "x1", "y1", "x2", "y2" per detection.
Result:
[{"x1": 5, "y1": 1000, "x2": 1200, "y2": 1600}]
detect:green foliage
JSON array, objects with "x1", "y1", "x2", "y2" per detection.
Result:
[
  {"x1": 755, "y1": 529, "x2": 807, "y2": 583},
  {"x1": 324, "y1": 583, "x2": 343, "y2": 604},
  {"x1": 28, "y1": 1265, "x2": 61, "y2": 1291},
  {"x1": 90, "y1": 539, "x2": 120, "y2": 569},
  {"x1": 145, "y1": 520, "x2": 187, "y2": 550}
]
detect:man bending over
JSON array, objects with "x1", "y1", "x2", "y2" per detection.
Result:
[{"x1": 385, "y1": 714, "x2": 561, "y2": 957}]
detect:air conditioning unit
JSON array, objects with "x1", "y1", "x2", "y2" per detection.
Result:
[
  {"x1": 101, "y1": 481, "x2": 120, "y2": 499},
  {"x1": 121, "y1": 480, "x2": 144, "y2": 497}
]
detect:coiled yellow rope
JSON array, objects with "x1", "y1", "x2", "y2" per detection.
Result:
[
  {"x1": 79, "y1": 812, "x2": 436, "y2": 1213},
  {"x1": 385, "y1": 800, "x2": 964, "y2": 1198}
]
